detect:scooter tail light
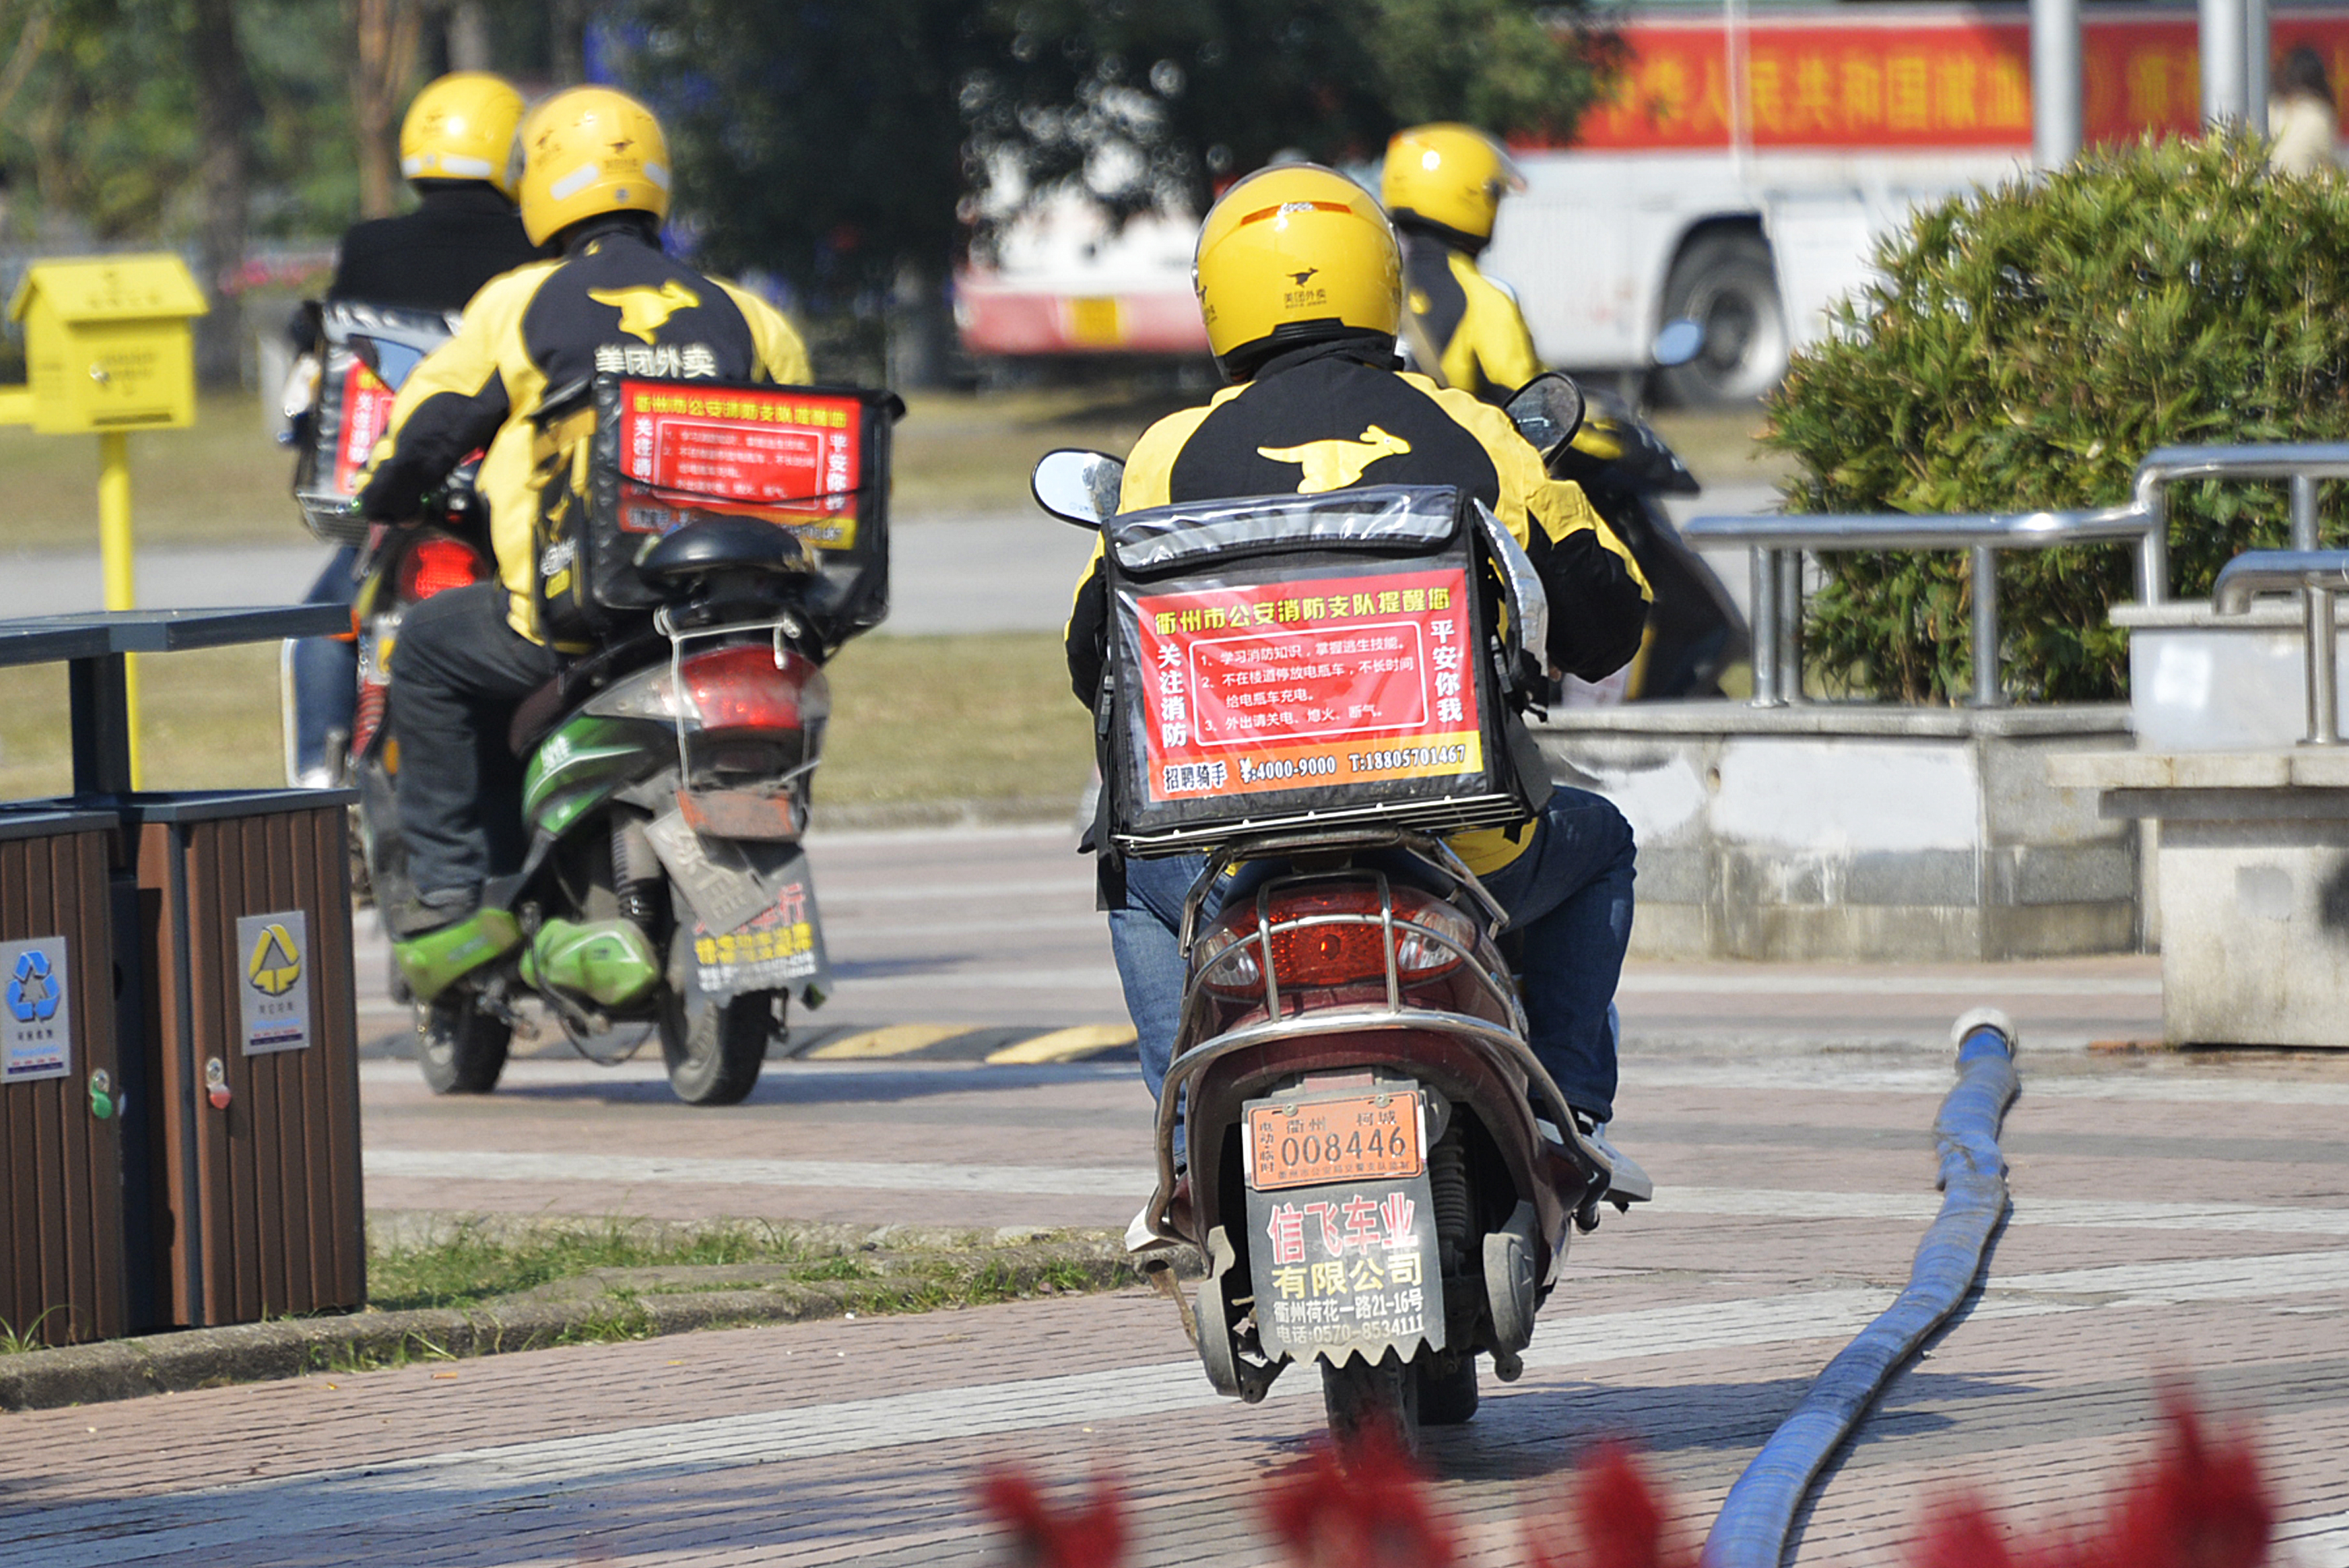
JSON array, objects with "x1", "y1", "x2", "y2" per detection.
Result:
[
  {"x1": 399, "y1": 534, "x2": 490, "y2": 601},
  {"x1": 1196, "y1": 884, "x2": 1472, "y2": 997},
  {"x1": 678, "y1": 645, "x2": 826, "y2": 733}
]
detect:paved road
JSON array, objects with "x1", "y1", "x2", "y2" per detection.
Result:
[
  {"x1": 11, "y1": 1018, "x2": 2349, "y2": 1565},
  {"x1": 0, "y1": 825, "x2": 2301, "y2": 1564}
]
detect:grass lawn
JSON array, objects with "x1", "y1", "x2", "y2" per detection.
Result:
[
  {"x1": 0, "y1": 396, "x2": 299, "y2": 551},
  {"x1": 365, "y1": 1216, "x2": 1114, "y2": 1317},
  {"x1": 0, "y1": 631, "x2": 1089, "y2": 814}
]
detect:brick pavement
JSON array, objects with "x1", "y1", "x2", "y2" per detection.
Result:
[{"x1": 8, "y1": 1042, "x2": 2349, "y2": 1567}]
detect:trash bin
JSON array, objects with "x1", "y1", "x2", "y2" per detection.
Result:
[
  {"x1": 0, "y1": 808, "x2": 129, "y2": 1346},
  {"x1": 127, "y1": 790, "x2": 364, "y2": 1327}
]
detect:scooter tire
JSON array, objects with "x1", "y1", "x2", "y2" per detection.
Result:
[
  {"x1": 1320, "y1": 1349, "x2": 1420, "y2": 1458},
  {"x1": 1416, "y1": 1352, "x2": 1480, "y2": 1426},
  {"x1": 416, "y1": 993, "x2": 511, "y2": 1095},
  {"x1": 658, "y1": 992, "x2": 775, "y2": 1106}
]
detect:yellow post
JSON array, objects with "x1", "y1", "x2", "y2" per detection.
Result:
[{"x1": 97, "y1": 430, "x2": 141, "y2": 789}]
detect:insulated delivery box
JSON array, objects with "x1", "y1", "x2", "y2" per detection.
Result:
[
  {"x1": 532, "y1": 374, "x2": 896, "y2": 650},
  {"x1": 1101, "y1": 484, "x2": 1549, "y2": 855},
  {"x1": 291, "y1": 300, "x2": 462, "y2": 544}
]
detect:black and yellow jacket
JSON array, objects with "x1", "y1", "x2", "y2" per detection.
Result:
[
  {"x1": 355, "y1": 220, "x2": 811, "y2": 644},
  {"x1": 1066, "y1": 337, "x2": 1650, "y2": 875},
  {"x1": 1399, "y1": 230, "x2": 1542, "y2": 404}
]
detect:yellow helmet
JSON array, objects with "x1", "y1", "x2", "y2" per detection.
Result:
[
  {"x1": 1381, "y1": 123, "x2": 1525, "y2": 245},
  {"x1": 400, "y1": 73, "x2": 526, "y2": 198},
  {"x1": 1192, "y1": 163, "x2": 1400, "y2": 375},
  {"x1": 513, "y1": 87, "x2": 672, "y2": 248}
]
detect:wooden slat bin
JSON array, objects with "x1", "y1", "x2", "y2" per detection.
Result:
[
  {"x1": 130, "y1": 791, "x2": 363, "y2": 1327},
  {"x1": 0, "y1": 809, "x2": 128, "y2": 1346}
]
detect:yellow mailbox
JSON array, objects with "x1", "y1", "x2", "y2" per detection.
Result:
[{"x1": 6, "y1": 255, "x2": 207, "y2": 435}]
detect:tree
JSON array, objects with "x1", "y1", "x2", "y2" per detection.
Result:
[
  {"x1": 191, "y1": 0, "x2": 258, "y2": 383},
  {"x1": 622, "y1": 0, "x2": 1615, "y2": 327},
  {"x1": 348, "y1": 0, "x2": 422, "y2": 219},
  {"x1": 1, "y1": 0, "x2": 360, "y2": 382},
  {"x1": 1767, "y1": 137, "x2": 2349, "y2": 703}
]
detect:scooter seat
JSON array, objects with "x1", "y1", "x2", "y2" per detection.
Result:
[
  {"x1": 505, "y1": 633, "x2": 665, "y2": 758},
  {"x1": 508, "y1": 675, "x2": 571, "y2": 757},
  {"x1": 637, "y1": 516, "x2": 818, "y2": 588}
]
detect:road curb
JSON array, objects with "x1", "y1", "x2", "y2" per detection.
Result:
[{"x1": 0, "y1": 1234, "x2": 1203, "y2": 1413}]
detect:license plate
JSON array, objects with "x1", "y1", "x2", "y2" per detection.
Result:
[{"x1": 1246, "y1": 1090, "x2": 1424, "y2": 1191}]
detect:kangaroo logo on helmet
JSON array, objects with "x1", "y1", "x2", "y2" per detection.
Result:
[
  {"x1": 1289, "y1": 267, "x2": 1318, "y2": 286},
  {"x1": 590, "y1": 281, "x2": 701, "y2": 344},
  {"x1": 1256, "y1": 426, "x2": 1413, "y2": 494}
]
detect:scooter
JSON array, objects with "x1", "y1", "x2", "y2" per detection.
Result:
[
  {"x1": 286, "y1": 307, "x2": 881, "y2": 1106},
  {"x1": 1031, "y1": 378, "x2": 1632, "y2": 1451},
  {"x1": 355, "y1": 509, "x2": 840, "y2": 1107},
  {"x1": 1547, "y1": 380, "x2": 1750, "y2": 702}
]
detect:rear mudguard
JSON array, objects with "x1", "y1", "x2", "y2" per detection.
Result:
[{"x1": 1168, "y1": 1024, "x2": 1599, "y2": 1303}]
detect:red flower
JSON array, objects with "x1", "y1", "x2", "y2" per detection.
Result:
[
  {"x1": 975, "y1": 1467, "x2": 1128, "y2": 1568},
  {"x1": 1264, "y1": 1434, "x2": 1456, "y2": 1568}
]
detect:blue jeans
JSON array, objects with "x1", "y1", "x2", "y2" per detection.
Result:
[
  {"x1": 1107, "y1": 785, "x2": 1636, "y2": 1143},
  {"x1": 292, "y1": 545, "x2": 360, "y2": 775}
]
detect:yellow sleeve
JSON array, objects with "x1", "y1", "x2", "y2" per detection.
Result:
[
  {"x1": 1417, "y1": 375, "x2": 1649, "y2": 596},
  {"x1": 1114, "y1": 401, "x2": 1219, "y2": 513},
  {"x1": 715, "y1": 281, "x2": 813, "y2": 385},
  {"x1": 355, "y1": 261, "x2": 554, "y2": 502},
  {"x1": 1451, "y1": 253, "x2": 1543, "y2": 398},
  {"x1": 379, "y1": 265, "x2": 537, "y2": 436}
]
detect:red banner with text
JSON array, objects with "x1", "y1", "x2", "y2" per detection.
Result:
[
  {"x1": 615, "y1": 380, "x2": 864, "y2": 546},
  {"x1": 1567, "y1": 9, "x2": 2349, "y2": 153},
  {"x1": 1133, "y1": 567, "x2": 1485, "y2": 807}
]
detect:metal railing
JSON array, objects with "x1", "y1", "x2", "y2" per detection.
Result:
[
  {"x1": 1683, "y1": 442, "x2": 2349, "y2": 707},
  {"x1": 2212, "y1": 550, "x2": 2349, "y2": 745}
]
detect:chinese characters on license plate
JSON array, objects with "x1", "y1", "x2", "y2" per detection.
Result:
[{"x1": 1246, "y1": 1090, "x2": 1424, "y2": 1190}]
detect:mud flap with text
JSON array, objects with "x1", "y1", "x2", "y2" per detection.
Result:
[
  {"x1": 645, "y1": 810, "x2": 829, "y2": 1005},
  {"x1": 1243, "y1": 1171, "x2": 1445, "y2": 1367}
]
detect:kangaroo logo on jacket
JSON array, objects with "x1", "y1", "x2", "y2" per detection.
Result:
[
  {"x1": 590, "y1": 281, "x2": 702, "y2": 343},
  {"x1": 1257, "y1": 426, "x2": 1413, "y2": 494}
]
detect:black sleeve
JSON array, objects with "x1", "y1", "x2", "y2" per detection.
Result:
[
  {"x1": 1067, "y1": 554, "x2": 1109, "y2": 708},
  {"x1": 1527, "y1": 525, "x2": 1649, "y2": 681}
]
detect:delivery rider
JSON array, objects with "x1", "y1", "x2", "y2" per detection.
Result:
[
  {"x1": 1064, "y1": 163, "x2": 1656, "y2": 1227},
  {"x1": 354, "y1": 86, "x2": 811, "y2": 986},
  {"x1": 290, "y1": 71, "x2": 541, "y2": 788},
  {"x1": 1380, "y1": 123, "x2": 1541, "y2": 403}
]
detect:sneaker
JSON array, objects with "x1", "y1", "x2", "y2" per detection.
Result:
[{"x1": 1574, "y1": 1112, "x2": 1654, "y2": 1204}]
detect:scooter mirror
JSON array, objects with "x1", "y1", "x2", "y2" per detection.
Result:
[
  {"x1": 1652, "y1": 317, "x2": 1706, "y2": 369},
  {"x1": 1504, "y1": 372, "x2": 1585, "y2": 461},
  {"x1": 1032, "y1": 448, "x2": 1125, "y2": 529}
]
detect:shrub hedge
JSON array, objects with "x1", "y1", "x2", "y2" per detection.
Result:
[{"x1": 1764, "y1": 136, "x2": 2349, "y2": 703}]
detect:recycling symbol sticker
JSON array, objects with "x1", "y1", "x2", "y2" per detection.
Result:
[
  {"x1": 237, "y1": 911, "x2": 312, "y2": 1056},
  {"x1": 9, "y1": 948, "x2": 59, "y2": 1024},
  {"x1": 247, "y1": 923, "x2": 303, "y2": 996},
  {"x1": 2, "y1": 937, "x2": 71, "y2": 1083}
]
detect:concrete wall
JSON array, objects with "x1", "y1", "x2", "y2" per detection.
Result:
[{"x1": 1534, "y1": 703, "x2": 2138, "y2": 962}]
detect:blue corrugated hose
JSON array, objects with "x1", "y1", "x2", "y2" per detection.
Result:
[{"x1": 1701, "y1": 1014, "x2": 2021, "y2": 1568}]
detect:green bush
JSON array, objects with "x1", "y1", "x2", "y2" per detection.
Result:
[{"x1": 1765, "y1": 137, "x2": 2349, "y2": 703}]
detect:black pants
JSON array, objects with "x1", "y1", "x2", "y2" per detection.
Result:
[{"x1": 387, "y1": 582, "x2": 563, "y2": 896}]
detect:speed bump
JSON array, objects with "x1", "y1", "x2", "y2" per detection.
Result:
[{"x1": 984, "y1": 1024, "x2": 1140, "y2": 1065}]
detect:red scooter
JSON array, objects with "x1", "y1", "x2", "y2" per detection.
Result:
[{"x1": 1033, "y1": 394, "x2": 1630, "y2": 1450}]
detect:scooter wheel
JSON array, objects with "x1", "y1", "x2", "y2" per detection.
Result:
[
  {"x1": 658, "y1": 926, "x2": 779, "y2": 1106},
  {"x1": 1321, "y1": 1349, "x2": 1420, "y2": 1458},
  {"x1": 416, "y1": 992, "x2": 511, "y2": 1095}
]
